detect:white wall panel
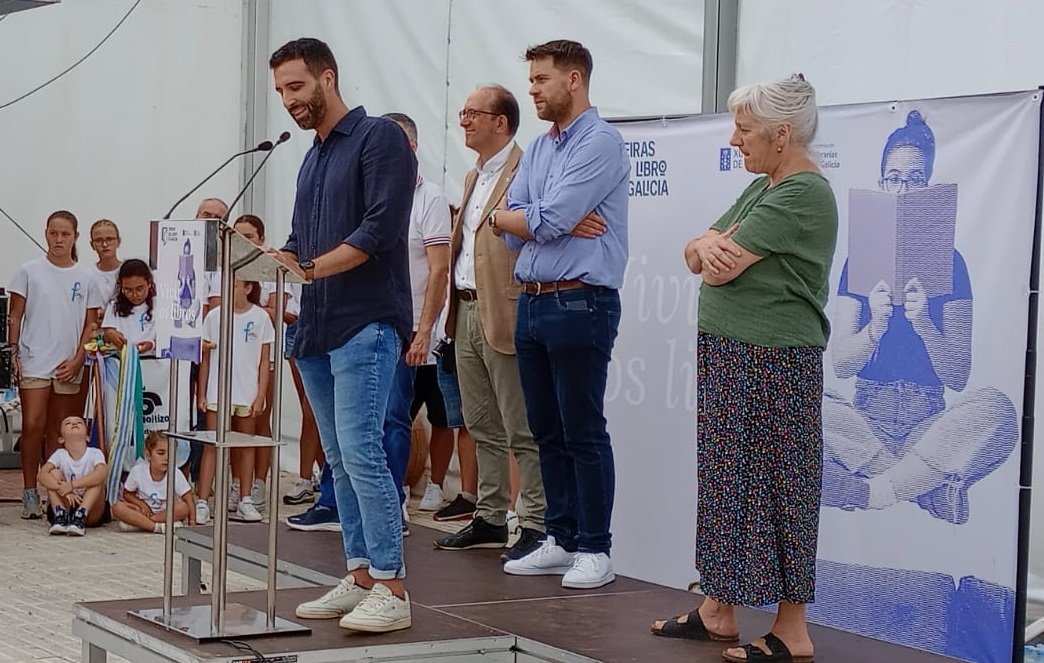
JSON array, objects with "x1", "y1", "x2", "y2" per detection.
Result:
[
  {"x1": 736, "y1": 0, "x2": 1044, "y2": 106},
  {"x1": 262, "y1": 0, "x2": 703, "y2": 237},
  {"x1": 263, "y1": 0, "x2": 452, "y2": 248},
  {"x1": 0, "y1": 0, "x2": 245, "y2": 283}
]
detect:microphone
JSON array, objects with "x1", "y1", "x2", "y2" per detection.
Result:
[
  {"x1": 161, "y1": 140, "x2": 276, "y2": 219},
  {"x1": 220, "y1": 132, "x2": 292, "y2": 224}
]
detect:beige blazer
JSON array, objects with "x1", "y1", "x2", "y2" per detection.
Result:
[{"x1": 445, "y1": 143, "x2": 524, "y2": 355}]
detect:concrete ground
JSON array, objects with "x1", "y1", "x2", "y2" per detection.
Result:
[{"x1": 0, "y1": 467, "x2": 463, "y2": 663}]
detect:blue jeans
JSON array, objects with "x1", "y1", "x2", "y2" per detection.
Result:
[
  {"x1": 315, "y1": 358, "x2": 411, "y2": 511},
  {"x1": 383, "y1": 357, "x2": 415, "y2": 507},
  {"x1": 317, "y1": 461, "x2": 336, "y2": 509},
  {"x1": 435, "y1": 355, "x2": 465, "y2": 428},
  {"x1": 515, "y1": 287, "x2": 620, "y2": 554},
  {"x1": 296, "y1": 322, "x2": 405, "y2": 579}
]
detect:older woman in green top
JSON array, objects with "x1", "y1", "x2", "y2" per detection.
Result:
[{"x1": 652, "y1": 75, "x2": 838, "y2": 663}]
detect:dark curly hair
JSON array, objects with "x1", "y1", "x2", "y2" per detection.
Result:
[{"x1": 113, "y1": 258, "x2": 155, "y2": 321}]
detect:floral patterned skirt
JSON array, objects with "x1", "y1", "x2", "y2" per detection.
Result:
[{"x1": 695, "y1": 332, "x2": 824, "y2": 606}]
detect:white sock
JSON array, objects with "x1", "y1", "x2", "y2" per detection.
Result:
[
  {"x1": 867, "y1": 475, "x2": 898, "y2": 510},
  {"x1": 460, "y1": 491, "x2": 477, "y2": 503}
]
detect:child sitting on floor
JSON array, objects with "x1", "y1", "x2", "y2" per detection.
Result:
[
  {"x1": 112, "y1": 431, "x2": 193, "y2": 533},
  {"x1": 38, "y1": 415, "x2": 108, "y2": 536}
]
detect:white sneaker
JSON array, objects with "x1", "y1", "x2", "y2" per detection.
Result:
[
  {"x1": 251, "y1": 479, "x2": 266, "y2": 512},
  {"x1": 562, "y1": 552, "x2": 615, "y2": 589},
  {"x1": 503, "y1": 535, "x2": 576, "y2": 576},
  {"x1": 339, "y1": 583, "x2": 411, "y2": 632},
  {"x1": 195, "y1": 499, "x2": 211, "y2": 525},
  {"x1": 296, "y1": 575, "x2": 370, "y2": 619},
  {"x1": 401, "y1": 500, "x2": 410, "y2": 523},
  {"x1": 418, "y1": 481, "x2": 444, "y2": 511},
  {"x1": 232, "y1": 497, "x2": 262, "y2": 522},
  {"x1": 228, "y1": 479, "x2": 241, "y2": 512}
]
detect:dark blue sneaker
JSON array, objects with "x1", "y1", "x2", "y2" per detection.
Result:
[
  {"x1": 67, "y1": 507, "x2": 87, "y2": 536},
  {"x1": 286, "y1": 504, "x2": 340, "y2": 532}
]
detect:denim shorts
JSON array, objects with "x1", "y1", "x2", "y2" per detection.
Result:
[{"x1": 434, "y1": 355, "x2": 465, "y2": 429}]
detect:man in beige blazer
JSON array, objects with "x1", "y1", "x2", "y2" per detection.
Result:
[{"x1": 434, "y1": 84, "x2": 547, "y2": 561}]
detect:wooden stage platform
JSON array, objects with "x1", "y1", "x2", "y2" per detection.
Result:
[{"x1": 73, "y1": 523, "x2": 963, "y2": 662}]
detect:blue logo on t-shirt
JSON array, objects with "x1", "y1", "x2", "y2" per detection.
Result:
[
  {"x1": 243, "y1": 320, "x2": 256, "y2": 343},
  {"x1": 70, "y1": 281, "x2": 82, "y2": 302},
  {"x1": 139, "y1": 312, "x2": 148, "y2": 332}
]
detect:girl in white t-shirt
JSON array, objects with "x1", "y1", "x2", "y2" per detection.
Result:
[
  {"x1": 38, "y1": 416, "x2": 108, "y2": 535},
  {"x1": 196, "y1": 278, "x2": 273, "y2": 524},
  {"x1": 112, "y1": 431, "x2": 193, "y2": 533},
  {"x1": 87, "y1": 219, "x2": 122, "y2": 306},
  {"x1": 101, "y1": 259, "x2": 157, "y2": 356},
  {"x1": 232, "y1": 214, "x2": 314, "y2": 511},
  {"x1": 8, "y1": 211, "x2": 103, "y2": 520}
]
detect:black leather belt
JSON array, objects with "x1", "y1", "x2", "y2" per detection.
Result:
[{"x1": 458, "y1": 289, "x2": 478, "y2": 302}]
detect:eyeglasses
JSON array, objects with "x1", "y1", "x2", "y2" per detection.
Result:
[
  {"x1": 458, "y1": 108, "x2": 501, "y2": 122},
  {"x1": 880, "y1": 173, "x2": 927, "y2": 193},
  {"x1": 121, "y1": 284, "x2": 149, "y2": 297},
  {"x1": 91, "y1": 236, "x2": 118, "y2": 245}
]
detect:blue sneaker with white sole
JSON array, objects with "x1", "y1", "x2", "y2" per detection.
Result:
[{"x1": 286, "y1": 504, "x2": 340, "y2": 532}]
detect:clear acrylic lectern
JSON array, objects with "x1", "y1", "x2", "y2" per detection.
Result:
[{"x1": 133, "y1": 219, "x2": 310, "y2": 641}]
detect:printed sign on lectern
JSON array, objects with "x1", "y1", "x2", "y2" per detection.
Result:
[{"x1": 149, "y1": 219, "x2": 218, "y2": 363}]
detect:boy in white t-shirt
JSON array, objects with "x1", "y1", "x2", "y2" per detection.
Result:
[
  {"x1": 112, "y1": 431, "x2": 193, "y2": 533},
  {"x1": 196, "y1": 279, "x2": 274, "y2": 524},
  {"x1": 38, "y1": 416, "x2": 108, "y2": 536}
]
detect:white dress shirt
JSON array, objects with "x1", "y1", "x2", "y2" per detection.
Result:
[{"x1": 453, "y1": 141, "x2": 514, "y2": 290}]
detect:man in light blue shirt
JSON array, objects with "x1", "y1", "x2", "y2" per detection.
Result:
[{"x1": 492, "y1": 39, "x2": 629, "y2": 590}]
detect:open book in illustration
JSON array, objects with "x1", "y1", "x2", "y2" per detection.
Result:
[{"x1": 847, "y1": 183, "x2": 958, "y2": 298}]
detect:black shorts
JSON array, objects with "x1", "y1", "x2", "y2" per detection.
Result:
[{"x1": 410, "y1": 364, "x2": 449, "y2": 428}]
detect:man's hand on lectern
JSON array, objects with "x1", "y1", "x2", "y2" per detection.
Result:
[{"x1": 264, "y1": 247, "x2": 300, "y2": 272}]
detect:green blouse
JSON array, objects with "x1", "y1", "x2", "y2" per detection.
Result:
[{"x1": 697, "y1": 171, "x2": 839, "y2": 348}]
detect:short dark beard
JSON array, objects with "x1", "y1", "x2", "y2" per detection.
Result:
[{"x1": 295, "y1": 87, "x2": 328, "y2": 130}]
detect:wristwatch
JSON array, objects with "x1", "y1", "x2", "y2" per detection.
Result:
[
  {"x1": 299, "y1": 259, "x2": 316, "y2": 281},
  {"x1": 487, "y1": 210, "x2": 499, "y2": 230}
]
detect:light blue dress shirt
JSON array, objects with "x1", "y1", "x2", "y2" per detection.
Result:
[{"x1": 506, "y1": 107, "x2": 630, "y2": 289}]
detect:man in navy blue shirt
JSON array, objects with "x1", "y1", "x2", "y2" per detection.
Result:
[{"x1": 269, "y1": 37, "x2": 415, "y2": 634}]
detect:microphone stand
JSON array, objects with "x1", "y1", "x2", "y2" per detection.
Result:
[
  {"x1": 220, "y1": 132, "x2": 291, "y2": 225},
  {"x1": 161, "y1": 141, "x2": 273, "y2": 220}
]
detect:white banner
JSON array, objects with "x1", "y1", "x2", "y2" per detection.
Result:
[
  {"x1": 140, "y1": 359, "x2": 192, "y2": 467},
  {"x1": 610, "y1": 90, "x2": 1041, "y2": 661}
]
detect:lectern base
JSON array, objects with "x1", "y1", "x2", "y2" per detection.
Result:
[{"x1": 129, "y1": 602, "x2": 311, "y2": 642}]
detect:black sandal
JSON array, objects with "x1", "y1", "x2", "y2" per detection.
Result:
[
  {"x1": 651, "y1": 609, "x2": 739, "y2": 641},
  {"x1": 721, "y1": 633, "x2": 813, "y2": 662}
]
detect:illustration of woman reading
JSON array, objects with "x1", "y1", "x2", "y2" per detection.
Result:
[{"x1": 821, "y1": 110, "x2": 1017, "y2": 524}]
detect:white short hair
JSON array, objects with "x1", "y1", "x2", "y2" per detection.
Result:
[{"x1": 727, "y1": 74, "x2": 818, "y2": 146}]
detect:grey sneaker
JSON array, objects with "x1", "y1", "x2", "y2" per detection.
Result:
[
  {"x1": 295, "y1": 575, "x2": 370, "y2": 619},
  {"x1": 251, "y1": 479, "x2": 266, "y2": 512},
  {"x1": 228, "y1": 479, "x2": 241, "y2": 513},
  {"x1": 21, "y1": 488, "x2": 42, "y2": 520},
  {"x1": 339, "y1": 583, "x2": 411, "y2": 633}
]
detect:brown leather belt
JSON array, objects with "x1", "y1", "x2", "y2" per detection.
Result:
[
  {"x1": 457, "y1": 289, "x2": 478, "y2": 302},
  {"x1": 520, "y1": 279, "x2": 591, "y2": 296}
]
